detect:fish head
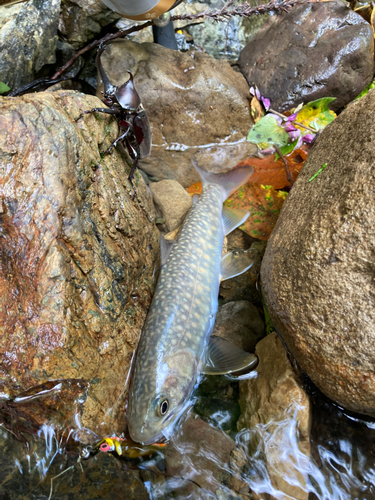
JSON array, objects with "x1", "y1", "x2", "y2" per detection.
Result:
[{"x1": 127, "y1": 348, "x2": 199, "y2": 444}]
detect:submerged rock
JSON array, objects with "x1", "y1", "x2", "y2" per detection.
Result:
[
  {"x1": 238, "y1": 332, "x2": 311, "y2": 500},
  {"x1": 0, "y1": 90, "x2": 159, "y2": 435},
  {"x1": 0, "y1": 0, "x2": 59, "y2": 90},
  {"x1": 238, "y1": 0, "x2": 374, "y2": 112},
  {"x1": 261, "y1": 89, "x2": 375, "y2": 416},
  {"x1": 97, "y1": 40, "x2": 256, "y2": 187},
  {"x1": 163, "y1": 415, "x2": 251, "y2": 498},
  {"x1": 0, "y1": 428, "x2": 150, "y2": 499}
]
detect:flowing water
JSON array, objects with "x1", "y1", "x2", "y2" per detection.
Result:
[{"x1": 1, "y1": 373, "x2": 374, "y2": 500}]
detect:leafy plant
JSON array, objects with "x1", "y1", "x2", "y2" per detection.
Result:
[{"x1": 0, "y1": 82, "x2": 10, "y2": 95}]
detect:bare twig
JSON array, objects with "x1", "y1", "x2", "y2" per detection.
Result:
[
  {"x1": 51, "y1": 0, "x2": 317, "y2": 81},
  {"x1": 274, "y1": 145, "x2": 294, "y2": 186},
  {"x1": 51, "y1": 21, "x2": 153, "y2": 80}
]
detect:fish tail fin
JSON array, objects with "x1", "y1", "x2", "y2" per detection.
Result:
[{"x1": 192, "y1": 157, "x2": 253, "y2": 202}]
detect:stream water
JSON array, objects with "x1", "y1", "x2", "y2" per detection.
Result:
[{"x1": 0, "y1": 373, "x2": 374, "y2": 500}]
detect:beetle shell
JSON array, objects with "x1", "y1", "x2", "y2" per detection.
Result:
[
  {"x1": 115, "y1": 73, "x2": 141, "y2": 111},
  {"x1": 134, "y1": 110, "x2": 152, "y2": 159}
]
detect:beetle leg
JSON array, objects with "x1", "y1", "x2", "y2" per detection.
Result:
[
  {"x1": 81, "y1": 107, "x2": 120, "y2": 117},
  {"x1": 104, "y1": 125, "x2": 131, "y2": 154}
]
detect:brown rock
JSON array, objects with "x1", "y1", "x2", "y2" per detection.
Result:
[
  {"x1": 212, "y1": 300, "x2": 264, "y2": 353},
  {"x1": 0, "y1": 90, "x2": 159, "y2": 435},
  {"x1": 150, "y1": 179, "x2": 192, "y2": 232},
  {"x1": 238, "y1": 1, "x2": 374, "y2": 112},
  {"x1": 261, "y1": 89, "x2": 375, "y2": 417},
  {"x1": 97, "y1": 40, "x2": 257, "y2": 187},
  {"x1": 238, "y1": 332, "x2": 311, "y2": 500}
]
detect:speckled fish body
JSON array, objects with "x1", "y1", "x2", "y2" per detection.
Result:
[{"x1": 127, "y1": 165, "x2": 253, "y2": 444}]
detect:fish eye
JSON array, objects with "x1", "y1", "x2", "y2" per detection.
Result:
[{"x1": 156, "y1": 398, "x2": 169, "y2": 417}]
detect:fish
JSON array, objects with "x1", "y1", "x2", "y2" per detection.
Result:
[{"x1": 127, "y1": 162, "x2": 258, "y2": 444}]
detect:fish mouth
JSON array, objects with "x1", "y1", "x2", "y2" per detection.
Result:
[
  {"x1": 128, "y1": 424, "x2": 166, "y2": 446},
  {"x1": 128, "y1": 410, "x2": 176, "y2": 445}
]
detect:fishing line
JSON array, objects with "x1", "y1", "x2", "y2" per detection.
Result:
[{"x1": 48, "y1": 457, "x2": 82, "y2": 500}]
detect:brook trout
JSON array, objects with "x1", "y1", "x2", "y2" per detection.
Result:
[{"x1": 128, "y1": 163, "x2": 257, "y2": 444}]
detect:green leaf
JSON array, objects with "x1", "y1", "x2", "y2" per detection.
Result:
[
  {"x1": 274, "y1": 138, "x2": 299, "y2": 161},
  {"x1": 247, "y1": 114, "x2": 290, "y2": 148},
  {"x1": 354, "y1": 80, "x2": 375, "y2": 101},
  {"x1": 0, "y1": 82, "x2": 10, "y2": 94},
  {"x1": 295, "y1": 97, "x2": 336, "y2": 132}
]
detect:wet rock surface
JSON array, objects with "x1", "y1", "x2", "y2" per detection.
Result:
[
  {"x1": 238, "y1": 332, "x2": 311, "y2": 500},
  {"x1": 261, "y1": 89, "x2": 375, "y2": 416},
  {"x1": 238, "y1": 1, "x2": 375, "y2": 112},
  {"x1": 0, "y1": 90, "x2": 159, "y2": 435},
  {"x1": 97, "y1": 40, "x2": 256, "y2": 187},
  {"x1": 59, "y1": 0, "x2": 120, "y2": 49},
  {"x1": 150, "y1": 179, "x2": 192, "y2": 232},
  {"x1": 0, "y1": 0, "x2": 59, "y2": 90}
]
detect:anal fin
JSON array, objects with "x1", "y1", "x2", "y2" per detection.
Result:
[
  {"x1": 222, "y1": 206, "x2": 249, "y2": 236},
  {"x1": 220, "y1": 249, "x2": 254, "y2": 281},
  {"x1": 202, "y1": 336, "x2": 258, "y2": 376}
]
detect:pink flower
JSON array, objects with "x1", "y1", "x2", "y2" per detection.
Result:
[
  {"x1": 302, "y1": 133, "x2": 316, "y2": 143},
  {"x1": 261, "y1": 96, "x2": 271, "y2": 111}
]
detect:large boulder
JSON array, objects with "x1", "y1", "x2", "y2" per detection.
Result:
[
  {"x1": 238, "y1": 1, "x2": 374, "y2": 112},
  {"x1": 261, "y1": 89, "x2": 375, "y2": 416},
  {"x1": 97, "y1": 40, "x2": 256, "y2": 187},
  {"x1": 0, "y1": 90, "x2": 159, "y2": 435}
]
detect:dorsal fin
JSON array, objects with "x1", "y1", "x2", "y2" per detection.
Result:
[{"x1": 191, "y1": 157, "x2": 253, "y2": 202}]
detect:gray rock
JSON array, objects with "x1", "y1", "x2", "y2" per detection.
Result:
[
  {"x1": 212, "y1": 300, "x2": 265, "y2": 352},
  {"x1": 0, "y1": 0, "x2": 59, "y2": 90},
  {"x1": 261, "y1": 88, "x2": 375, "y2": 416},
  {"x1": 150, "y1": 179, "x2": 192, "y2": 232},
  {"x1": 238, "y1": 332, "x2": 311, "y2": 500},
  {"x1": 97, "y1": 40, "x2": 257, "y2": 187},
  {"x1": 173, "y1": 0, "x2": 270, "y2": 61},
  {"x1": 59, "y1": 0, "x2": 120, "y2": 49},
  {"x1": 238, "y1": 1, "x2": 375, "y2": 112}
]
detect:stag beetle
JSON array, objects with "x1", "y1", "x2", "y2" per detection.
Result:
[{"x1": 83, "y1": 43, "x2": 152, "y2": 198}]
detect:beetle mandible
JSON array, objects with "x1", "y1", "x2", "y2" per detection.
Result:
[{"x1": 83, "y1": 43, "x2": 152, "y2": 198}]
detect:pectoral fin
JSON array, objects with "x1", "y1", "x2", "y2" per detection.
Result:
[
  {"x1": 222, "y1": 207, "x2": 249, "y2": 236},
  {"x1": 202, "y1": 336, "x2": 258, "y2": 376},
  {"x1": 220, "y1": 249, "x2": 254, "y2": 281}
]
